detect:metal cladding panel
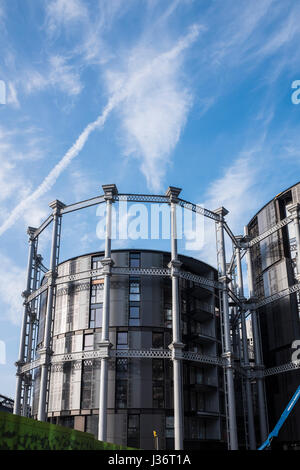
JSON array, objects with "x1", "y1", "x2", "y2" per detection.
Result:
[
  {"x1": 140, "y1": 277, "x2": 162, "y2": 327},
  {"x1": 129, "y1": 330, "x2": 142, "y2": 349},
  {"x1": 141, "y1": 251, "x2": 163, "y2": 268},
  {"x1": 111, "y1": 251, "x2": 129, "y2": 267},
  {"x1": 107, "y1": 413, "x2": 127, "y2": 446},
  {"x1": 128, "y1": 358, "x2": 142, "y2": 409},
  {"x1": 139, "y1": 359, "x2": 153, "y2": 408}
]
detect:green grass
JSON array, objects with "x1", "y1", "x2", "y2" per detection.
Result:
[{"x1": 0, "y1": 411, "x2": 134, "y2": 450}]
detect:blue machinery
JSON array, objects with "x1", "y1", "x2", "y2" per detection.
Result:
[{"x1": 258, "y1": 385, "x2": 300, "y2": 450}]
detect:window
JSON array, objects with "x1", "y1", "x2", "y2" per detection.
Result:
[
  {"x1": 129, "y1": 252, "x2": 140, "y2": 268},
  {"x1": 92, "y1": 256, "x2": 103, "y2": 270},
  {"x1": 117, "y1": 332, "x2": 128, "y2": 349},
  {"x1": 116, "y1": 381, "x2": 127, "y2": 408},
  {"x1": 91, "y1": 285, "x2": 104, "y2": 304},
  {"x1": 129, "y1": 303, "x2": 140, "y2": 326},
  {"x1": 81, "y1": 360, "x2": 93, "y2": 408},
  {"x1": 89, "y1": 304, "x2": 103, "y2": 328},
  {"x1": 165, "y1": 416, "x2": 174, "y2": 438},
  {"x1": 129, "y1": 277, "x2": 140, "y2": 301},
  {"x1": 152, "y1": 359, "x2": 164, "y2": 408},
  {"x1": 116, "y1": 359, "x2": 128, "y2": 409},
  {"x1": 127, "y1": 415, "x2": 140, "y2": 448},
  {"x1": 152, "y1": 359, "x2": 164, "y2": 380},
  {"x1": 152, "y1": 332, "x2": 164, "y2": 349},
  {"x1": 92, "y1": 256, "x2": 104, "y2": 282},
  {"x1": 129, "y1": 276, "x2": 140, "y2": 326},
  {"x1": 153, "y1": 383, "x2": 164, "y2": 408},
  {"x1": 84, "y1": 334, "x2": 93, "y2": 351},
  {"x1": 164, "y1": 306, "x2": 172, "y2": 329},
  {"x1": 116, "y1": 358, "x2": 128, "y2": 378}
]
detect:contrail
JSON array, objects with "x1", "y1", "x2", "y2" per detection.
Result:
[{"x1": 0, "y1": 25, "x2": 200, "y2": 236}]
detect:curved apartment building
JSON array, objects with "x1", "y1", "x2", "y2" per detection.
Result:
[
  {"x1": 31, "y1": 249, "x2": 225, "y2": 450},
  {"x1": 246, "y1": 182, "x2": 300, "y2": 448}
]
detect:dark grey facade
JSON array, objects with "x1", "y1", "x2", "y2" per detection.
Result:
[
  {"x1": 247, "y1": 182, "x2": 300, "y2": 449},
  {"x1": 31, "y1": 249, "x2": 225, "y2": 450}
]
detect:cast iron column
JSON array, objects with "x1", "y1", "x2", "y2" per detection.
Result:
[
  {"x1": 98, "y1": 184, "x2": 117, "y2": 442},
  {"x1": 235, "y1": 237, "x2": 256, "y2": 450},
  {"x1": 215, "y1": 207, "x2": 238, "y2": 450},
  {"x1": 14, "y1": 227, "x2": 37, "y2": 415},
  {"x1": 38, "y1": 200, "x2": 65, "y2": 421},
  {"x1": 244, "y1": 226, "x2": 268, "y2": 444},
  {"x1": 166, "y1": 186, "x2": 184, "y2": 450}
]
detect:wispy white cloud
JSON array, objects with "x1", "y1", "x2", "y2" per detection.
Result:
[
  {"x1": 187, "y1": 149, "x2": 264, "y2": 268},
  {"x1": 6, "y1": 82, "x2": 20, "y2": 108},
  {"x1": 45, "y1": 0, "x2": 89, "y2": 36},
  {"x1": 0, "y1": 252, "x2": 26, "y2": 326},
  {"x1": 22, "y1": 55, "x2": 83, "y2": 97},
  {"x1": 0, "y1": 125, "x2": 49, "y2": 226},
  {"x1": 0, "y1": 24, "x2": 200, "y2": 236},
  {"x1": 106, "y1": 24, "x2": 201, "y2": 191}
]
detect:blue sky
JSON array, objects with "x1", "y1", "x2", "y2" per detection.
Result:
[{"x1": 1, "y1": 0, "x2": 300, "y2": 397}]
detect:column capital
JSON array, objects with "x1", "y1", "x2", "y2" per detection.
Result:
[
  {"x1": 27, "y1": 226, "x2": 37, "y2": 240},
  {"x1": 214, "y1": 206, "x2": 229, "y2": 219},
  {"x1": 38, "y1": 347, "x2": 53, "y2": 365},
  {"x1": 222, "y1": 351, "x2": 234, "y2": 368},
  {"x1": 102, "y1": 184, "x2": 118, "y2": 200},
  {"x1": 49, "y1": 199, "x2": 65, "y2": 215},
  {"x1": 101, "y1": 257, "x2": 114, "y2": 274},
  {"x1": 219, "y1": 274, "x2": 231, "y2": 284},
  {"x1": 287, "y1": 202, "x2": 300, "y2": 219},
  {"x1": 168, "y1": 259, "x2": 182, "y2": 277},
  {"x1": 235, "y1": 235, "x2": 249, "y2": 248},
  {"x1": 97, "y1": 340, "x2": 112, "y2": 358},
  {"x1": 165, "y1": 186, "x2": 182, "y2": 203},
  {"x1": 168, "y1": 341, "x2": 185, "y2": 359}
]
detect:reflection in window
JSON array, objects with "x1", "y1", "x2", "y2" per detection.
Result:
[
  {"x1": 164, "y1": 305, "x2": 172, "y2": 329},
  {"x1": 92, "y1": 256, "x2": 103, "y2": 270},
  {"x1": 165, "y1": 416, "x2": 174, "y2": 438},
  {"x1": 129, "y1": 303, "x2": 140, "y2": 326},
  {"x1": 129, "y1": 252, "x2": 140, "y2": 268},
  {"x1": 129, "y1": 277, "x2": 140, "y2": 301},
  {"x1": 117, "y1": 332, "x2": 128, "y2": 349}
]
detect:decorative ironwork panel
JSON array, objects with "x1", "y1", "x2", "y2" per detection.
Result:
[
  {"x1": 264, "y1": 361, "x2": 300, "y2": 376},
  {"x1": 112, "y1": 267, "x2": 170, "y2": 277},
  {"x1": 61, "y1": 195, "x2": 105, "y2": 214},
  {"x1": 177, "y1": 198, "x2": 220, "y2": 222},
  {"x1": 114, "y1": 194, "x2": 169, "y2": 204},
  {"x1": 26, "y1": 283, "x2": 48, "y2": 303},
  {"x1": 179, "y1": 270, "x2": 220, "y2": 289}
]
